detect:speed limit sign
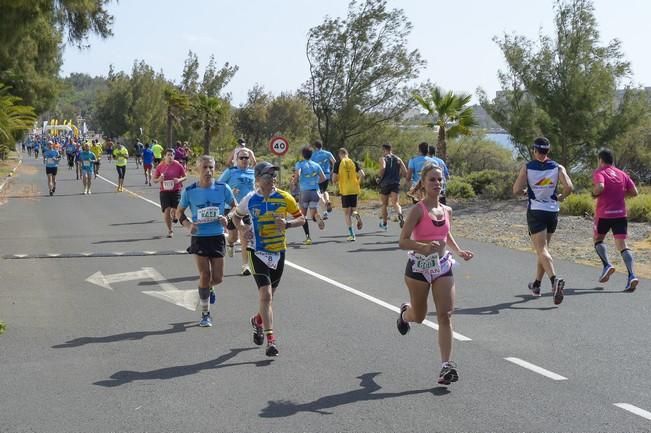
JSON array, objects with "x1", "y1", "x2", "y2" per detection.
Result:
[{"x1": 268, "y1": 136, "x2": 289, "y2": 156}]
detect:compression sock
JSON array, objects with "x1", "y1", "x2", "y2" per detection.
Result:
[
  {"x1": 302, "y1": 221, "x2": 310, "y2": 237},
  {"x1": 620, "y1": 248, "x2": 635, "y2": 276},
  {"x1": 198, "y1": 287, "x2": 211, "y2": 313},
  {"x1": 594, "y1": 241, "x2": 610, "y2": 267}
]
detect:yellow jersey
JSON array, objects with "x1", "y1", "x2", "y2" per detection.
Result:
[{"x1": 336, "y1": 157, "x2": 361, "y2": 195}]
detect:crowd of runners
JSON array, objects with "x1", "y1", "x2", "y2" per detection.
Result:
[{"x1": 22, "y1": 134, "x2": 642, "y2": 386}]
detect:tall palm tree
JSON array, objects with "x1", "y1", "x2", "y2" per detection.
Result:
[
  {"x1": 190, "y1": 94, "x2": 224, "y2": 155},
  {"x1": 0, "y1": 84, "x2": 36, "y2": 159},
  {"x1": 413, "y1": 86, "x2": 477, "y2": 161},
  {"x1": 163, "y1": 85, "x2": 190, "y2": 148}
]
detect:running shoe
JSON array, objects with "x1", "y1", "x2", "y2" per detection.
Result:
[
  {"x1": 199, "y1": 312, "x2": 212, "y2": 327},
  {"x1": 266, "y1": 341, "x2": 279, "y2": 357},
  {"x1": 598, "y1": 264, "x2": 615, "y2": 283},
  {"x1": 148, "y1": 182, "x2": 152, "y2": 186},
  {"x1": 317, "y1": 215, "x2": 325, "y2": 230},
  {"x1": 167, "y1": 231, "x2": 173, "y2": 238},
  {"x1": 347, "y1": 235, "x2": 356, "y2": 242},
  {"x1": 624, "y1": 275, "x2": 639, "y2": 293},
  {"x1": 552, "y1": 278, "x2": 565, "y2": 305},
  {"x1": 322, "y1": 211, "x2": 329, "y2": 220},
  {"x1": 527, "y1": 281, "x2": 541, "y2": 297},
  {"x1": 226, "y1": 244, "x2": 234, "y2": 258},
  {"x1": 251, "y1": 316, "x2": 264, "y2": 346},
  {"x1": 209, "y1": 288, "x2": 215, "y2": 304},
  {"x1": 241, "y1": 265, "x2": 251, "y2": 276},
  {"x1": 353, "y1": 211, "x2": 363, "y2": 230},
  {"x1": 49, "y1": 190, "x2": 53, "y2": 196},
  {"x1": 379, "y1": 221, "x2": 388, "y2": 231},
  {"x1": 398, "y1": 213, "x2": 405, "y2": 229},
  {"x1": 438, "y1": 361, "x2": 459, "y2": 385},
  {"x1": 326, "y1": 201, "x2": 332, "y2": 213},
  {"x1": 304, "y1": 237, "x2": 312, "y2": 245},
  {"x1": 397, "y1": 303, "x2": 410, "y2": 335}
]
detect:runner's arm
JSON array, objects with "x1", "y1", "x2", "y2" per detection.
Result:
[
  {"x1": 512, "y1": 164, "x2": 527, "y2": 196},
  {"x1": 557, "y1": 165, "x2": 573, "y2": 200}
]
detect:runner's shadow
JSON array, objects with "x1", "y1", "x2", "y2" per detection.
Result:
[
  {"x1": 450, "y1": 295, "x2": 556, "y2": 315},
  {"x1": 52, "y1": 322, "x2": 198, "y2": 348},
  {"x1": 94, "y1": 347, "x2": 271, "y2": 387},
  {"x1": 259, "y1": 372, "x2": 447, "y2": 418},
  {"x1": 92, "y1": 236, "x2": 163, "y2": 244},
  {"x1": 347, "y1": 246, "x2": 400, "y2": 253},
  {"x1": 45, "y1": 192, "x2": 115, "y2": 197},
  {"x1": 139, "y1": 276, "x2": 198, "y2": 286},
  {"x1": 111, "y1": 220, "x2": 157, "y2": 226}
]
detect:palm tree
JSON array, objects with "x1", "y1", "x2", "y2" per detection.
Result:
[
  {"x1": 413, "y1": 86, "x2": 477, "y2": 161},
  {"x1": 190, "y1": 94, "x2": 224, "y2": 155},
  {"x1": 0, "y1": 84, "x2": 36, "y2": 159},
  {"x1": 163, "y1": 85, "x2": 190, "y2": 148}
]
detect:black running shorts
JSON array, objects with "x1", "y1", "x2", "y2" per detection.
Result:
[
  {"x1": 45, "y1": 167, "x2": 58, "y2": 176},
  {"x1": 248, "y1": 250, "x2": 285, "y2": 289},
  {"x1": 159, "y1": 191, "x2": 181, "y2": 212},
  {"x1": 187, "y1": 235, "x2": 226, "y2": 258},
  {"x1": 341, "y1": 194, "x2": 358, "y2": 209},
  {"x1": 595, "y1": 217, "x2": 628, "y2": 237},
  {"x1": 379, "y1": 183, "x2": 400, "y2": 196},
  {"x1": 318, "y1": 179, "x2": 330, "y2": 193},
  {"x1": 527, "y1": 209, "x2": 558, "y2": 235}
]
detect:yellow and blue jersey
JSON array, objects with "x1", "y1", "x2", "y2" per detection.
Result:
[{"x1": 236, "y1": 188, "x2": 302, "y2": 253}]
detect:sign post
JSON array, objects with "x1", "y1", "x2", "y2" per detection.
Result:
[{"x1": 268, "y1": 136, "x2": 289, "y2": 185}]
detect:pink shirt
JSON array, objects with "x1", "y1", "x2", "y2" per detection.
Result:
[
  {"x1": 154, "y1": 160, "x2": 186, "y2": 192},
  {"x1": 593, "y1": 165, "x2": 635, "y2": 219},
  {"x1": 411, "y1": 201, "x2": 450, "y2": 241}
]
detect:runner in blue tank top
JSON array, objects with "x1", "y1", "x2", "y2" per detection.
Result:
[{"x1": 513, "y1": 137, "x2": 573, "y2": 305}]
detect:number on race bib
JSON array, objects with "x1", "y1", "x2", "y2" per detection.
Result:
[
  {"x1": 162, "y1": 180, "x2": 175, "y2": 190},
  {"x1": 197, "y1": 206, "x2": 220, "y2": 223},
  {"x1": 412, "y1": 253, "x2": 441, "y2": 273}
]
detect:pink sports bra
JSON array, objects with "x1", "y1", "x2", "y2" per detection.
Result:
[{"x1": 411, "y1": 201, "x2": 450, "y2": 241}]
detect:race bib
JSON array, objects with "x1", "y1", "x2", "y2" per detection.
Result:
[
  {"x1": 410, "y1": 252, "x2": 441, "y2": 274},
  {"x1": 117, "y1": 157, "x2": 126, "y2": 164},
  {"x1": 46, "y1": 158, "x2": 55, "y2": 165},
  {"x1": 197, "y1": 206, "x2": 220, "y2": 223},
  {"x1": 162, "y1": 180, "x2": 175, "y2": 191},
  {"x1": 82, "y1": 160, "x2": 91, "y2": 167},
  {"x1": 254, "y1": 251, "x2": 281, "y2": 270}
]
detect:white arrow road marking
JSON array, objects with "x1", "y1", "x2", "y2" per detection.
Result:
[
  {"x1": 614, "y1": 403, "x2": 651, "y2": 421},
  {"x1": 504, "y1": 357, "x2": 568, "y2": 381},
  {"x1": 141, "y1": 267, "x2": 197, "y2": 311},
  {"x1": 85, "y1": 269, "x2": 153, "y2": 291}
]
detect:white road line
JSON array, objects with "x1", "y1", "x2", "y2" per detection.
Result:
[
  {"x1": 504, "y1": 357, "x2": 567, "y2": 381},
  {"x1": 614, "y1": 403, "x2": 651, "y2": 421},
  {"x1": 97, "y1": 174, "x2": 161, "y2": 208},
  {"x1": 106, "y1": 174, "x2": 473, "y2": 342},
  {"x1": 286, "y1": 260, "x2": 472, "y2": 342}
]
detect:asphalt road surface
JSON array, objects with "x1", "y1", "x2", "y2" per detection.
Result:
[{"x1": 1, "y1": 156, "x2": 650, "y2": 432}]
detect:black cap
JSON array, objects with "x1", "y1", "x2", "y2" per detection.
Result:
[
  {"x1": 237, "y1": 138, "x2": 246, "y2": 146},
  {"x1": 254, "y1": 161, "x2": 279, "y2": 177},
  {"x1": 533, "y1": 137, "x2": 551, "y2": 150}
]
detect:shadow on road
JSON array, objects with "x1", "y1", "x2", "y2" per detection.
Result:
[
  {"x1": 110, "y1": 220, "x2": 157, "y2": 226},
  {"x1": 94, "y1": 347, "x2": 272, "y2": 387},
  {"x1": 450, "y1": 287, "x2": 622, "y2": 315},
  {"x1": 92, "y1": 236, "x2": 163, "y2": 244},
  {"x1": 52, "y1": 322, "x2": 198, "y2": 348},
  {"x1": 259, "y1": 372, "x2": 448, "y2": 418},
  {"x1": 138, "y1": 276, "x2": 198, "y2": 286}
]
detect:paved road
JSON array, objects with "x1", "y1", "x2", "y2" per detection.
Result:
[{"x1": 1, "y1": 156, "x2": 650, "y2": 432}]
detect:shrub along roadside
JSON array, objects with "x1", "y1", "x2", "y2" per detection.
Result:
[
  {"x1": 0, "y1": 321, "x2": 6, "y2": 335},
  {"x1": 561, "y1": 192, "x2": 651, "y2": 222}
]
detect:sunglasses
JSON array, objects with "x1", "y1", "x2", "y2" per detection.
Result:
[{"x1": 239, "y1": 156, "x2": 249, "y2": 160}]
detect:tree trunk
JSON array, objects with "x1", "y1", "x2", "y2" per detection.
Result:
[
  {"x1": 166, "y1": 108, "x2": 173, "y2": 149},
  {"x1": 437, "y1": 125, "x2": 447, "y2": 161},
  {"x1": 202, "y1": 125, "x2": 211, "y2": 155}
]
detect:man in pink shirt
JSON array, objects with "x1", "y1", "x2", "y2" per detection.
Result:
[
  {"x1": 153, "y1": 148, "x2": 188, "y2": 238},
  {"x1": 592, "y1": 148, "x2": 639, "y2": 291}
]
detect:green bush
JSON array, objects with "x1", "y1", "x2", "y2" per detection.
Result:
[
  {"x1": 464, "y1": 169, "x2": 516, "y2": 199},
  {"x1": 446, "y1": 178, "x2": 476, "y2": 199},
  {"x1": 360, "y1": 166, "x2": 380, "y2": 189},
  {"x1": 560, "y1": 193, "x2": 594, "y2": 216},
  {"x1": 628, "y1": 194, "x2": 651, "y2": 222},
  {"x1": 0, "y1": 321, "x2": 5, "y2": 335}
]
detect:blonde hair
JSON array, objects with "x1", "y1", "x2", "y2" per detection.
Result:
[{"x1": 414, "y1": 163, "x2": 443, "y2": 193}]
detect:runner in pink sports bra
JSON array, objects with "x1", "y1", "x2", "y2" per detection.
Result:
[{"x1": 396, "y1": 163, "x2": 474, "y2": 386}]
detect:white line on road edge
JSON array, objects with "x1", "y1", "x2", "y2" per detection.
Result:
[
  {"x1": 103, "y1": 174, "x2": 473, "y2": 341},
  {"x1": 97, "y1": 174, "x2": 161, "y2": 208},
  {"x1": 504, "y1": 357, "x2": 567, "y2": 381},
  {"x1": 286, "y1": 260, "x2": 472, "y2": 342},
  {"x1": 614, "y1": 403, "x2": 651, "y2": 421}
]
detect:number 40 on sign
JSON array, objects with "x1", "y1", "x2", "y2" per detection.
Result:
[{"x1": 268, "y1": 136, "x2": 289, "y2": 156}]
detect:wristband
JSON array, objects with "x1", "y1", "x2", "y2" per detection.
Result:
[{"x1": 178, "y1": 213, "x2": 189, "y2": 225}]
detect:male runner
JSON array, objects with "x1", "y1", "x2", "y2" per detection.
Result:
[
  {"x1": 43, "y1": 141, "x2": 60, "y2": 196},
  {"x1": 295, "y1": 146, "x2": 326, "y2": 244},
  {"x1": 377, "y1": 143, "x2": 407, "y2": 230},
  {"x1": 153, "y1": 148, "x2": 187, "y2": 238},
  {"x1": 332, "y1": 148, "x2": 365, "y2": 241},
  {"x1": 310, "y1": 140, "x2": 336, "y2": 219},
  {"x1": 142, "y1": 143, "x2": 155, "y2": 185},
  {"x1": 78, "y1": 143, "x2": 97, "y2": 194}
]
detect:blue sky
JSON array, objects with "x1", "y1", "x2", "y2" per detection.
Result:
[{"x1": 61, "y1": 0, "x2": 650, "y2": 105}]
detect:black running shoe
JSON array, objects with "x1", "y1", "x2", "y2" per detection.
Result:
[
  {"x1": 265, "y1": 341, "x2": 279, "y2": 357},
  {"x1": 398, "y1": 213, "x2": 405, "y2": 229},
  {"x1": 552, "y1": 278, "x2": 565, "y2": 305},
  {"x1": 438, "y1": 361, "x2": 459, "y2": 385},
  {"x1": 397, "y1": 303, "x2": 410, "y2": 335},
  {"x1": 527, "y1": 281, "x2": 541, "y2": 297},
  {"x1": 251, "y1": 316, "x2": 264, "y2": 346}
]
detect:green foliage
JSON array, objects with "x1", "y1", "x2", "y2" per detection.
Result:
[
  {"x1": 463, "y1": 169, "x2": 516, "y2": 199},
  {"x1": 447, "y1": 134, "x2": 517, "y2": 176},
  {"x1": 413, "y1": 85, "x2": 477, "y2": 160},
  {"x1": 446, "y1": 178, "x2": 476, "y2": 199},
  {"x1": 0, "y1": 321, "x2": 5, "y2": 335},
  {"x1": 481, "y1": 0, "x2": 646, "y2": 169},
  {"x1": 360, "y1": 166, "x2": 380, "y2": 189},
  {"x1": 628, "y1": 195, "x2": 651, "y2": 222},
  {"x1": 305, "y1": 0, "x2": 424, "y2": 151},
  {"x1": 0, "y1": 84, "x2": 37, "y2": 160},
  {"x1": 560, "y1": 193, "x2": 594, "y2": 216}
]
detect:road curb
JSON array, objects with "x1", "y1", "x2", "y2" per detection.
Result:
[{"x1": 0, "y1": 159, "x2": 22, "y2": 194}]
